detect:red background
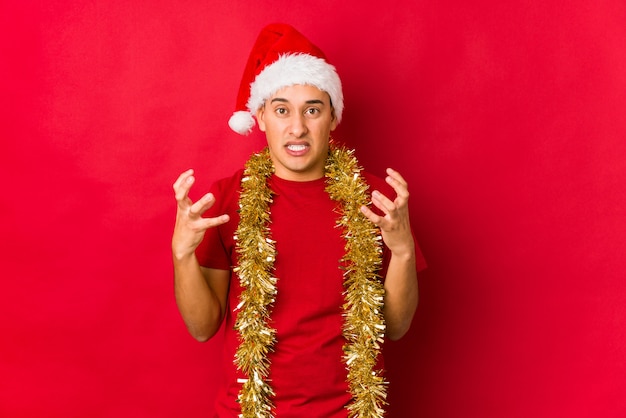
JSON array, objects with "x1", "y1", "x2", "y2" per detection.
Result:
[{"x1": 2, "y1": 1, "x2": 625, "y2": 417}]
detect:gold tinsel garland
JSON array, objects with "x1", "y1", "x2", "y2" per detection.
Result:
[{"x1": 233, "y1": 142, "x2": 387, "y2": 418}]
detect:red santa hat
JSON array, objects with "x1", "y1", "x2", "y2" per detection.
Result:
[{"x1": 228, "y1": 23, "x2": 344, "y2": 135}]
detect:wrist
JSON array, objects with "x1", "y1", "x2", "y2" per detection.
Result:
[
  {"x1": 390, "y1": 243, "x2": 416, "y2": 262},
  {"x1": 172, "y1": 247, "x2": 198, "y2": 264}
]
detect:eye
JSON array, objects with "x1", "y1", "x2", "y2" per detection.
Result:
[
  {"x1": 305, "y1": 107, "x2": 320, "y2": 117},
  {"x1": 275, "y1": 107, "x2": 288, "y2": 116}
]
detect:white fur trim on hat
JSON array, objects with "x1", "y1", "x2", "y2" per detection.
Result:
[{"x1": 247, "y1": 53, "x2": 343, "y2": 123}]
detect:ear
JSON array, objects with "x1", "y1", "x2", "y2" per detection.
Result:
[
  {"x1": 329, "y1": 107, "x2": 338, "y2": 131},
  {"x1": 256, "y1": 106, "x2": 267, "y2": 132}
]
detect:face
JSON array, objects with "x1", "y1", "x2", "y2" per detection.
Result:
[{"x1": 256, "y1": 84, "x2": 338, "y2": 181}]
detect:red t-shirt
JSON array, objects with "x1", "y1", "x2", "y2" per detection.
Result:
[{"x1": 196, "y1": 169, "x2": 427, "y2": 417}]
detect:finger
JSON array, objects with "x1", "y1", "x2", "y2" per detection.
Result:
[
  {"x1": 360, "y1": 205, "x2": 383, "y2": 226},
  {"x1": 386, "y1": 168, "x2": 409, "y2": 200},
  {"x1": 371, "y1": 190, "x2": 396, "y2": 215},
  {"x1": 195, "y1": 214, "x2": 231, "y2": 231},
  {"x1": 173, "y1": 169, "x2": 194, "y2": 192},
  {"x1": 173, "y1": 170, "x2": 195, "y2": 206},
  {"x1": 189, "y1": 192, "x2": 216, "y2": 218},
  {"x1": 386, "y1": 168, "x2": 407, "y2": 186}
]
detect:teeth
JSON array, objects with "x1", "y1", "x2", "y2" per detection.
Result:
[{"x1": 287, "y1": 144, "x2": 307, "y2": 152}]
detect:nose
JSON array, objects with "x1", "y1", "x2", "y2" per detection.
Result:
[{"x1": 289, "y1": 113, "x2": 308, "y2": 138}]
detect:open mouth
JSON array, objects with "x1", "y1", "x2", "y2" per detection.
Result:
[{"x1": 287, "y1": 144, "x2": 308, "y2": 152}]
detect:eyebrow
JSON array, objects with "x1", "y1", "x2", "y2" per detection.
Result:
[{"x1": 270, "y1": 98, "x2": 326, "y2": 105}]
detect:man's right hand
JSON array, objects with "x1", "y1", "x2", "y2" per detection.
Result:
[{"x1": 172, "y1": 169, "x2": 230, "y2": 261}]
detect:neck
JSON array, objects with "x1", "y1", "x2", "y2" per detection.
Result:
[{"x1": 270, "y1": 159, "x2": 326, "y2": 182}]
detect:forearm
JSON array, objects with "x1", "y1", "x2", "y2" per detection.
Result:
[
  {"x1": 383, "y1": 247, "x2": 419, "y2": 341},
  {"x1": 173, "y1": 253, "x2": 225, "y2": 342}
]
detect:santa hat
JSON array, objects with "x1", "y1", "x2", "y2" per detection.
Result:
[{"x1": 228, "y1": 23, "x2": 344, "y2": 135}]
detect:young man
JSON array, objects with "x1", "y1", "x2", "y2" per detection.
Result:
[{"x1": 172, "y1": 23, "x2": 426, "y2": 417}]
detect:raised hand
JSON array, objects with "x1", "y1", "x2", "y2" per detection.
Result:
[
  {"x1": 360, "y1": 168, "x2": 415, "y2": 258},
  {"x1": 172, "y1": 169, "x2": 230, "y2": 260}
]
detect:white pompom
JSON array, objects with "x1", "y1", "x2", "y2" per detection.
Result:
[{"x1": 228, "y1": 111, "x2": 255, "y2": 135}]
